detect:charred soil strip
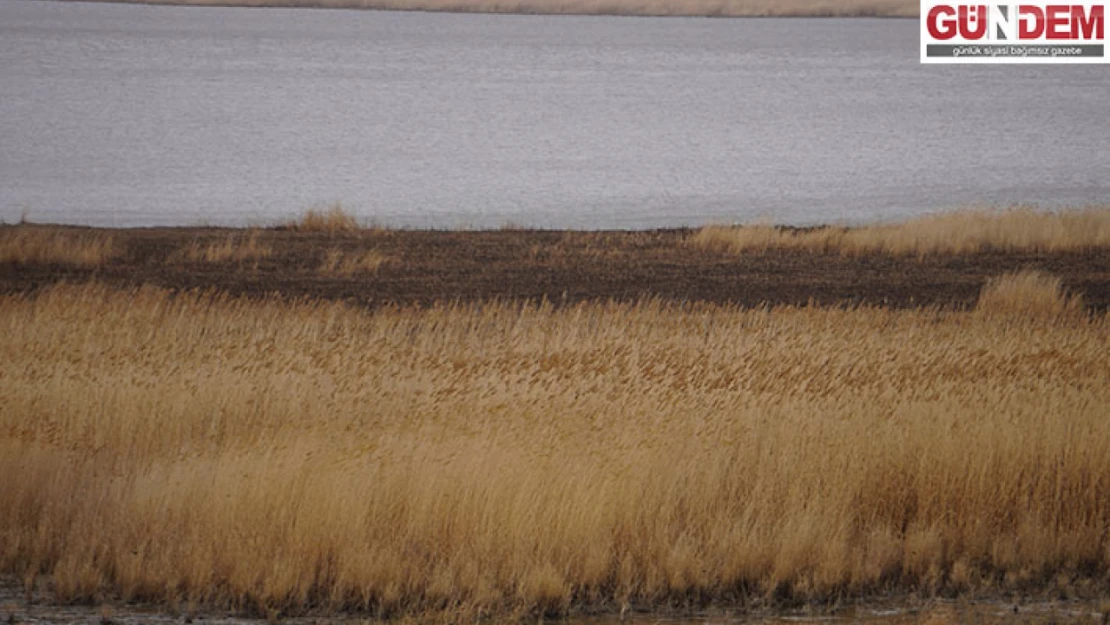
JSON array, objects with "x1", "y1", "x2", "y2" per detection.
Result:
[{"x1": 3, "y1": 225, "x2": 1109, "y2": 310}]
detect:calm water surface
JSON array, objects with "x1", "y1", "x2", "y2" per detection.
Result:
[{"x1": 1, "y1": 1, "x2": 1107, "y2": 228}]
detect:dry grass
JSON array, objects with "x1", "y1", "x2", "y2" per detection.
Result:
[
  {"x1": 975, "y1": 270, "x2": 1085, "y2": 321},
  {"x1": 286, "y1": 204, "x2": 361, "y2": 234},
  {"x1": 691, "y1": 208, "x2": 1110, "y2": 257},
  {"x1": 0, "y1": 283, "x2": 1107, "y2": 620},
  {"x1": 167, "y1": 231, "x2": 273, "y2": 265},
  {"x1": 0, "y1": 226, "x2": 118, "y2": 268},
  {"x1": 81, "y1": 0, "x2": 919, "y2": 17},
  {"x1": 318, "y1": 248, "x2": 389, "y2": 275}
]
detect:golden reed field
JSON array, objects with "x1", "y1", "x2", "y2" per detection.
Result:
[
  {"x1": 1, "y1": 208, "x2": 1109, "y2": 621},
  {"x1": 78, "y1": 0, "x2": 919, "y2": 18},
  {"x1": 1, "y1": 278, "x2": 1108, "y2": 620}
]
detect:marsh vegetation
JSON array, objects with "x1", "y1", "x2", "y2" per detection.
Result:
[
  {"x1": 1, "y1": 209, "x2": 1108, "y2": 621},
  {"x1": 690, "y1": 208, "x2": 1110, "y2": 257},
  {"x1": 1, "y1": 280, "x2": 1108, "y2": 619}
]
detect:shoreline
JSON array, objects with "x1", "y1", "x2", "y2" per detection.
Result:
[{"x1": 3, "y1": 219, "x2": 1109, "y2": 311}]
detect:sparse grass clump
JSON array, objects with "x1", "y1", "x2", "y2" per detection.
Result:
[
  {"x1": 318, "y1": 248, "x2": 388, "y2": 276},
  {"x1": 691, "y1": 207, "x2": 1110, "y2": 257},
  {"x1": 0, "y1": 284, "x2": 1107, "y2": 619},
  {"x1": 168, "y1": 230, "x2": 272, "y2": 265},
  {"x1": 0, "y1": 226, "x2": 117, "y2": 268},
  {"x1": 287, "y1": 204, "x2": 361, "y2": 234}
]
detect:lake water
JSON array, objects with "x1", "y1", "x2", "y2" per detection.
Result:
[{"x1": 1, "y1": 1, "x2": 1107, "y2": 229}]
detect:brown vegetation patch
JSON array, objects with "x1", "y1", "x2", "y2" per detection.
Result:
[
  {"x1": 167, "y1": 230, "x2": 273, "y2": 265},
  {"x1": 285, "y1": 204, "x2": 362, "y2": 234},
  {"x1": 0, "y1": 225, "x2": 117, "y2": 268},
  {"x1": 318, "y1": 248, "x2": 389, "y2": 276},
  {"x1": 975, "y1": 269, "x2": 1086, "y2": 321},
  {"x1": 690, "y1": 207, "x2": 1110, "y2": 257},
  {"x1": 0, "y1": 284, "x2": 1107, "y2": 619},
  {"x1": 2, "y1": 210, "x2": 1109, "y2": 312}
]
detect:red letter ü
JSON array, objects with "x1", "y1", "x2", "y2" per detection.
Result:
[
  {"x1": 928, "y1": 5, "x2": 959, "y2": 40},
  {"x1": 960, "y1": 5, "x2": 989, "y2": 39}
]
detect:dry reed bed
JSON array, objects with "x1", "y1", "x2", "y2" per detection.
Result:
[
  {"x1": 691, "y1": 208, "x2": 1110, "y2": 257},
  {"x1": 285, "y1": 205, "x2": 363, "y2": 234},
  {"x1": 976, "y1": 270, "x2": 1085, "y2": 320},
  {"x1": 0, "y1": 226, "x2": 118, "y2": 268},
  {"x1": 283, "y1": 206, "x2": 388, "y2": 273},
  {"x1": 82, "y1": 0, "x2": 919, "y2": 17},
  {"x1": 163, "y1": 229, "x2": 386, "y2": 275},
  {"x1": 0, "y1": 281, "x2": 1108, "y2": 619},
  {"x1": 167, "y1": 230, "x2": 273, "y2": 265}
]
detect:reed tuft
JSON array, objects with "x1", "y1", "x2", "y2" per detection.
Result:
[
  {"x1": 0, "y1": 226, "x2": 118, "y2": 268},
  {"x1": 318, "y1": 248, "x2": 388, "y2": 276},
  {"x1": 975, "y1": 269, "x2": 1085, "y2": 321},
  {"x1": 287, "y1": 204, "x2": 361, "y2": 234},
  {"x1": 168, "y1": 230, "x2": 273, "y2": 265},
  {"x1": 690, "y1": 207, "x2": 1110, "y2": 257}
]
